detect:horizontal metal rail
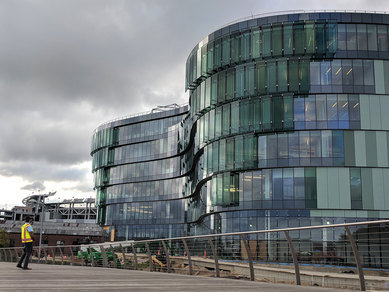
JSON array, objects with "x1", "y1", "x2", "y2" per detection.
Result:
[{"x1": 2, "y1": 219, "x2": 389, "y2": 291}]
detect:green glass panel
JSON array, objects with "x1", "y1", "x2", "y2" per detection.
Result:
[
  {"x1": 299, "y1": 58, "x2": 310, "y2": 93},
  {"x1": 294, "y1": 22, "x2": 305, "y2": 55},
  {"x1": 350, "y1": 168, "x2": 362, "y2": 209},
  {"x1": 211, "y1": 175, "x2": 217, "y2": 205},
  {"x1": 219, "y1": 139, "x2": 226, "y2": 171},
  {"x1": 283, "y1": 94, "x2": 294, "y2": 129},
  {"x1": 283, "y1": 22, "x2": 293, "y2": 55},
  {"x1": 214, "y1": 38, "x2": 221, "y2": 68},
  {"x1": 233, "y1": 174, "x2": 240, "y2": 204},
  {"x1": 209, "y1": 109, "x2": 215, "y2": 140},
  {"x1": 204, "y1": 112, "x2": 209, "y2": 141},
  {"x1": 222, "y1": 104, "x2": 230, "y2": 136},
  {"x1": 222, "y1": 36, "x2": 230, "y2": 66},
  {"x1": 246, "y1": 64, "x2": 255, "y2": 96},
  {"x1": 251, "y1": 28, "x2": 261, "y2": 59},
  {"x1": 305, "y1": 21, "x2": 315, "y2": 54},
  {"x1": 235, "y1": 65, "x2": 245, "y2": 98},
  {"x1": 212, "y1": 142, "x2": 219, "y2": 172},
  {"x1": 267, "y1": 61, "x2": 277, "y2": 93},
  {"x1": 217, "y1": 174, "x2": 223, "y2": 204},
  {"x1": 277, "y1": 59, "x2": 288, "y2": 92},
  {"x1": 235, "y1": 136, "x2": 243, "y2": 169},
  {"x1": 240, "y1": 100, "x2": 249, "y2": 131},
  {"x1": 273, "y1": 96, "x2": 283, "y2": 130},
  {"x1": 196, "y1": 86, "x2": 201, "y2": 113},
  {"x1": 223, "y1": 172, "x2": 231, "y2": 205},
  {"x1": 305, "y1": 168, "x2": 317, "y2": 208},
  {"x1": 253, "y1": 98, "x2": 262, "y2": 131},
  {"x1": 200, "y1": 82, "x2": 205, "y2": 110},
  {"x1": 207, "y1": 143, "x2": 213, "y2": 174},
  {"x1": 241, "y1": 31, "x2": 251, "y2": 60},
  {"x1": 217, "y1": 71, "x2": 226, "y2": 103},
  {"x1": 272, "y1": 25, "x2": 282, "y2": 56},
  {"x1": 226, "y1": 138, "x2": 234, "y2": 170},
  {"x1": 201, "y1": 44, "x2": 207, "y2": 76},
  {"x1": 205, "y1": 78, "x2": 211, "y2": 108},
  {"x1": 262, "y1": 25, "x2": 271, "y2": 57},
  {"x1": 230, "y1": 101, "x2": 240, "y2": 134},
  {"x1": 226, "y1": 68, "x2": 235, "y2": 100},
  {"x1": 207, "y1": 41, "x2": 214, "y2": 72},
  {"x1": 262, "y1": 96, "x2": 272, "y2": 130},
  {"x1": 231, "y1": 33, "x2": 240, "y2": 63},
  {"x1": 243, "y1": 135, "x2": 253, "y2": 168},
  {"x1": 255, "y1": 61, "x2": 266, "y2": 95},
  {"x1": 326, "y1": 21, "x2": 338, "y2": 54},
  {"x1": 288, "y1": 59, "x2": 299, "y2": 92},
  {"x1": 215, "y1": 107, "x2": 222, "y2": 137},
  {"x1": 211, "y1": 76, "x2": 217, "y2": 105}
]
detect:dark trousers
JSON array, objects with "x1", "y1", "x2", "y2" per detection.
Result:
[{"x1": 17, "y1": 242, "x2": 33, "y2": 268}]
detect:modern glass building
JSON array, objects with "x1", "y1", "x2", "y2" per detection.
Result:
[
  {"x1": 92, "y1": 11, "x2": 389, "y2": 242},
  {"x1": 91, "y1": 105, "x2": 189, "y2": 240}
]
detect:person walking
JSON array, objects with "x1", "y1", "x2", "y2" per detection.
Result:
[{"x1": 17, "y1": 216, "x2": 34, "y2": 270}]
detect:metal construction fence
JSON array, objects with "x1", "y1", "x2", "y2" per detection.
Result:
[{"x1": 1, "y1": 220, "x2": 389, "y2": 291}]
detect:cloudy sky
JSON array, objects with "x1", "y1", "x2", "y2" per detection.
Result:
[{"x1": 0, "y1": 0, "x2": 388, "y2": 208}]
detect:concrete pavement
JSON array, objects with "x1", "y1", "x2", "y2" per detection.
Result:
[{"x1": 0, "y1": 262, "x2": 354, "y2": 291}]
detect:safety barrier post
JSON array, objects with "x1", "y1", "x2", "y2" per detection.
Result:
[
  {"x1": 161, "y1": 240, "x2": 171, "y2": 273},
  {"x1": 145, "y1": 242, "x2": 153, "y2": 272},
  {"x1": 100, "y1": 246, "x2": 108, "y2": 268},
  {"x1": 181, "y1": 239, "x2": 193, "y2": 275},
  {"x1": 207, "y1": 237, "x2": 220, "y2": 278},
  {"x1": 345, "y1": 226, "x2": 366, "y2": 291},
  {"x1": 240, "y1": 234, "x2": 254, "y2": 281},
  {"x1": 131, "y1": 243, "x2": 138, "y2": 270},
  {"x1": 119, "y1": 244, "x2": 127, "y2": 269},
  {"x1": 284, "y1": 230, "x2": 301, "y2": 285}
]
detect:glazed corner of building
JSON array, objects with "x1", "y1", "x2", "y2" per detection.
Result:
[{"x1": 91, "y1": 10, "x2": 389, "y2": 241}]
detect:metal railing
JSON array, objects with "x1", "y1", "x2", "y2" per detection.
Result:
[{"x1": 2, "y1": 219, "x2": 389, "y2": 291}]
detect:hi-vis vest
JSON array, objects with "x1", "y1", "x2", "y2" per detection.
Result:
[{"x1": 21, "y1": 223, "x2": 33, "y2": 243}]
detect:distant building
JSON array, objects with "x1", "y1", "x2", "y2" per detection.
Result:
[{"x1": 0, "y1": 194, "x2": 103, "y2": 247}]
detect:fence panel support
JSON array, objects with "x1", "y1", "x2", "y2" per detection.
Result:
[
  {"x1": 145, "y1": 242, "x2": 153, "y2": 272},
  {"x1": 69, "y1": 246, "x2": 75, "y2": 265},
  {"x1": 345, "y1": 226, "x2": 366, "y2": 291},
  {"x1": 8, "y1": 249, "x2": 13, "y2": 262},
  {"x1": 90, "y1": 248, "x2": 95, "y2": 267},
  {"x1": 43, "y1": 247, "x2": 48, "y2": 264},
  {"x1": 119, "y1": 244, "x2": 127, "y2": 269},
  {"x1": 100, "y1": 246, "x2": 108, "y2": 268},
  {"x1": 207, "y1": 237, "x2": 220, "y2": 278},
  {"x1": 50, "y1": 247, "x2": 56, "y2": 264},
  {"x1": 131, "y1": 243, "x2": 138, "y2": 270},
  {"x1": 161, "y1": 240, "x2": 171, "y2": 273},
  {"x1": 240, "y1": 234, "x2": 254, "y2": 281},
  {"x1": 58, "y1": 247, "x2": 64, "y2": 265},
  {"x1": 181, "y1": 239, "x2": 193, "y2": 275},
  {"x1": 284, "y1": 231, "x2": 301, "y2": 285}
]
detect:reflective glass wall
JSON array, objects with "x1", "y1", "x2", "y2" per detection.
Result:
[
  {"x1": 182, "y1": 12, "x2": 389, "y2": 238},
  {"x1": 92, "y1": 12, "x2": 389, "y2": 242}
]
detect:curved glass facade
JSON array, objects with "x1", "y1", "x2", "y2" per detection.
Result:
[{"x1": 92, "y1": 12, "x2": 389, "y2": 241}]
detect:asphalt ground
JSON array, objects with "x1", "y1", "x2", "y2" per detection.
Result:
[{"x1": 0, "y1": 262, "x2": 352, "y2": 291}]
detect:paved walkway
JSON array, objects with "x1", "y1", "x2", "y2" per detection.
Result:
[{"x1": 0, "y1": 262, "x2": 352, "y2": 291}]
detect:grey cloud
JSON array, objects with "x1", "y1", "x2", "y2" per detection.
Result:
[
  {"x1": 21, "y1": 181, "x2": 46, "y2": 191},
  {"x1": 0, "y1": 0, "x2": 388, "y2": 203}
]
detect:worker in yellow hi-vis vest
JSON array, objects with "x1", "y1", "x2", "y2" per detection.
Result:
[{"x1": 17, "y1": 217, "x2": 34, "y2": 270}]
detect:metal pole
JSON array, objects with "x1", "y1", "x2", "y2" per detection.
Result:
[
  {"x1": 161, "y1": 240, "x2": 171, "y2": 273},
  {"x1": 207, "y1": 237, "x2": 220, "y2": 278},
  {"x1": 345, "y1": 226, "x2": 366, "y2": 291},
  {"x1": 131, "y1": 243, "x2": 138, "y2": 270},
  {"x1": 240, "y1": 234, "x2": 255, "y2": 281},
  {"x1": 145, "y1": 242, "x2": 153, "y2": 272},
  {"x1": 284, "y1": 231, "x2": 301, "y2": 285},
  {"x1": 181, "y1": 239, "x2": 193, "y2": 275},
  {"x1": 38, "y1": 195, "x2": 45, "y2": 264}
]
